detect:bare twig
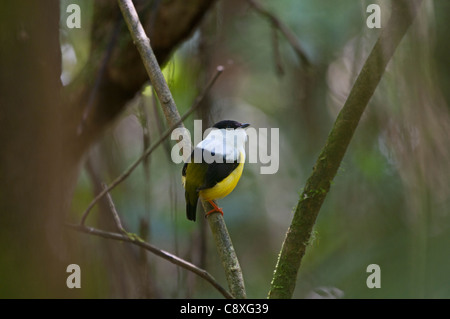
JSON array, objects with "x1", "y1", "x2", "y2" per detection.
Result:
[
  {"x1": 80, "y1": 67, "x2": 223, "y2": 225},
  {"x1": 102, "y1": 183, "x2": 127, "y2": 235},
  {"x1": 66, "y1": 223, "x2": 233, "y2": 299},
  {"x1": 271, "y1": 25, "x2": 284, "y2": 76},
  {"x1": 247, "y1": 0, "x2": 310, "y2": 67},
  {"x1": 117, "y1": 0, "x2": 182, "y2": 129},
  {"x1": 79, "y1": 180, "x2": 232, "y2": 298}
]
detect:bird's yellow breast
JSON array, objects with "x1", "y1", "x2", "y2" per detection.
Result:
[{"x1": 199, "y1": 152, "x2": 245, "y2": 201}]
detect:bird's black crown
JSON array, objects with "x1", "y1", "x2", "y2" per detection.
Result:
[{"x1": 212, "y1": 120, "x2": 249, "y2": 129}]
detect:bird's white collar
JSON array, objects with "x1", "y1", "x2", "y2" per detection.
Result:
[{"x1": 194, "y1": 128, "x2": 247, "y2": 163}]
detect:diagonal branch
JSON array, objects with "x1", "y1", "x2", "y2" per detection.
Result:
[
  {"x1": 117, "y1": 0, "x2": 182, "y2": 129},
  {"x1": 67, "y1": 223, "x2": 233, "y2": 299},
  {"x1": 80, "y1": 67, "x2": 223, "y2": 226},
  {"x1": 65, "y1": 0, "x2": 217, "y2": 158},
  {"x1": 117, "y1": 0, "x2": 246, "y2": 298},
  {"x1": 75, "y1": 176, "x2": 233, "y2": 298},
  {"x1": 247, "y1": 0, "x2": 310, "y2": 67},
  {"x1": 103, "y1": 183, "x2": 127, "y2": 235},
  {"x1": 268, "y1": 0, "x2": 423, "y2": 299}
]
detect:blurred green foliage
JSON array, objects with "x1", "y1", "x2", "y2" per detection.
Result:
[{"x1": 67, "y1": 0, "x2": 450, "y2": 298}]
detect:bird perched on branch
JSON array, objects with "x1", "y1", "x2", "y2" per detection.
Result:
[{"x1": 182, "y1": 120, "x2": 250, "y2": 221}]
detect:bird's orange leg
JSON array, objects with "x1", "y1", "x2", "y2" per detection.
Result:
[{"x1": 205, "y1": 200, "x2": 224, "y2": 217}]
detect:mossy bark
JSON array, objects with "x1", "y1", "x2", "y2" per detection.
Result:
[
  {"x1": 203, "y1": 201, "x2": 247, "y2": 299},
  {"x1": 268, "y1": 0, "x2": 423, "y2": 299}
]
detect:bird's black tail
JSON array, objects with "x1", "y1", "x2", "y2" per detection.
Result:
[{"x1": 186, "y1": 193, "x2": 199, "y2": 222}]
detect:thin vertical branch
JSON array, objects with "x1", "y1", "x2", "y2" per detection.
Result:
[
  {"x1": 77, "y1": 13, "x2": 122, "y2": 135},
  {"x1": 202, "y1": 201, "x2": 247, "y2": 299},
  {"x1": 102, "y1": 183, "x2": 127, "y2": 235},
  {"x1": 271, "y1": 25, "x2": 284, "y2": 76}
]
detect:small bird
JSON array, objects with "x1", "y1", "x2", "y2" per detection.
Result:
[{"x1": 182, "y1": 120, "x2": 250, "y2": 221}]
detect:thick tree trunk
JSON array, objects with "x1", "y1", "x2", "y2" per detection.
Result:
[
  {"x1": 0, "y1": 0, "x2": 79, "y2": 297},
  {"x1": 0, "y1": 0, "x2": 216, "y2": 297}
]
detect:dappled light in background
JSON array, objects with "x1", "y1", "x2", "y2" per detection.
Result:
[{"x1": 1, "y1": 0, "x2": 449, "y2": 299}]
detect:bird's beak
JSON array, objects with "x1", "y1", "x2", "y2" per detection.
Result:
[{"x1": 240, "y1": 123, "x2": 250, "y2": 128}]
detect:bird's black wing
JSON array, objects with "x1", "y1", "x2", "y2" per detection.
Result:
[
  {"x1": 182, "y1": 148, "x2": 239, "y2": 221},
  {"x1": 182, "y1": 148, "x2": 195, "y2": 179},
  {"x1": 198, "y1": 154, "x2": 239, "y2": 190},
  {"x1": 182, "y1": 161, "x2": 188, "y2": 178}
]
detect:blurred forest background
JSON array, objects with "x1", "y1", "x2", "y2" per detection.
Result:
[{"x1": 1, "y1": 0, "x2": 450, "y2": 298}]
